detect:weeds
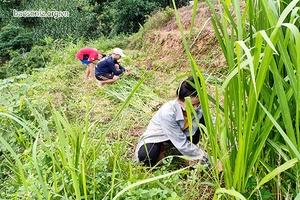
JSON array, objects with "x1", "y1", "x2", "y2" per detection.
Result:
[{"x1": 2, "y1": 0, "x2": 299, "y2": 199}]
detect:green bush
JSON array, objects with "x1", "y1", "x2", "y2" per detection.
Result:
[
  {"x1": 21, "y1": 0, "x2": 102, "y2": 41},
  {"x1": 0, "y1": 25, "x2": 34, "y2": 58},
  {"x1": 104, "y1": 0, "x2": 188, "y2": 36},
  {"x1": 1, "y1": 0, "x2": 102, "y2": 41},
  {"x1": 109, "y1": 0, "x2": 158, "y2": 35},
  {"x1": 3, "y1": 45, "x2": 51, "y2": 78},
  {"x1": 1, "y1": 0, "x2": 190, "y2": 42},
  {"x1": 154, "y1": 0, "x2": 189, "y2": 8}
]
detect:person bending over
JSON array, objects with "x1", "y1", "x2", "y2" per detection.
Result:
[
  {"x1": 135, "y1": 76, "x2": 214, "y2": 167},
  {"x1": 75, "y1": 47, "x2": 105, "y2": 80},
  {"x1": 95, "y1": 47, "x2": 131, "y2": 87}
]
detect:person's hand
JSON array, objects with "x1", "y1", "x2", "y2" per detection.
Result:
[
  {"x1": 125, "y1": 67, "x2": 131, "y2": 71},
  {"x1": 114, "y1": 64, "x2": 120, "y2": 70},
  {"x1": 188, "y1": 158, "x2": 222, "y2": 172}
]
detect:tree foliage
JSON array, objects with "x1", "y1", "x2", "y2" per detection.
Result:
[
  {"x1": 0, "y1": 25, "x2": 34, "y2": 58},
  {"x1": 107, "y1": 0, "x2": 189, "y2": 36},
  {"x1": 0, "y1": 0, "x2": 188, "y2": 40},
  {"x1": 0, "y1": 0, "x2": 189, "y2": 79},
  {"x1": 109, "y1": 0, "x2": 158, "y2": 35},
  {"x1": 1, "y1": 0, "x2": 102, "y2": 41}
]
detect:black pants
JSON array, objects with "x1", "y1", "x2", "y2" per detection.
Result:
[{"x1": 138, "y1": 128, "x2": 201, "y2": 166}]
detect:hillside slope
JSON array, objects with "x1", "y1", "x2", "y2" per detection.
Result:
[
  {"x1": 136, "y1": 2, "x2": 226, "y2": 75},
  {"x1": 123, "y1": 2, "x2": 226, "y2": 155}
]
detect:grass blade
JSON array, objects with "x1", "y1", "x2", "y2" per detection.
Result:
[{"x1": 113, "y1": 167, "x2": 188, "y2": 200}]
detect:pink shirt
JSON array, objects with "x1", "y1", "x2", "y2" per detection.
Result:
[{"x1": 75, "y1": 48, "x2": 99, "y2": 62}]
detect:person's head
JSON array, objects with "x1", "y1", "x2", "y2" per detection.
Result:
[
  {"x1": 98, "y1": 53, "x2": 106, "y2": 60},
  {"x1": 176, "y1": 76, "x2": 201, "y2": 111},
  {"x1": 112, "y1": 48, "x2": 126, "y2": 60}
]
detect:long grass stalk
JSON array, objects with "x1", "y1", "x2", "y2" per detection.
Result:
[
  {"x1": 32, "y1": 133, "x2": 49, "y2": 199},
  {"x1": 173, "y1": 0, "x2": 300, "y2": 198},
  {"x1": 0, "y1": 134, "x2": 30, "y2": 198},
  {"x1": 189, "y1": 0, "x2": 199, "y2": 42},
  {"x1": 81, "y1": 100, "x2": 91, "y2": 200},
  {"x1": 207, "y1": 0, "x2": 300, "y2": 197},
  {"x1": 172, "y1": 0, "x2": 221, "y2": 181},
  {"x1": 249, "y1": 158, "x2": 298, "y2": 198},
  {"x1": 51, "y1": 110, "x2": 82, "y2": 199},
  {"x1": 112, "y1": 167, "x2": 188, "y2": 200},
  {"x1": 214, "y1": 188, "x2": 247, "y2": 200},
  {"x1": 259, "y1": 102, "x2": 300, "y2": 159},
  {"x1": 93, "y1": 71, "x2": 153, "y2": 152},
  {"x1": 110, "y1": 154, "x2": 118, "y2": 200}
]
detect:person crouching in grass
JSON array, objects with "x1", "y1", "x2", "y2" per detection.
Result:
[
  {"x1": 135, "y1": 76, "x2": 222, "y2": 172},
  {"x1": 95, "y1": 47, "x2": 131, "y2": 87}
]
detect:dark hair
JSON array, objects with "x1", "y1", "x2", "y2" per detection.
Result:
[
  {"x1": 101, "y1": 54, "x2": 106, "y2": 58},
  {"x1": 83, "y1": 54, "x2": 89, "y2": 60},
  {"x1": 176, "y1": 76, "x2": 200, "y2": 101}
]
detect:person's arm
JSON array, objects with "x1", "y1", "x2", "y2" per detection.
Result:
[
  {"x1": 117, "y1": 62, "x2": 125, "y2": 71},
  {"x1": 108, "y1": 59, "x2": 125, "y2": 75},
  {"x1": 161, "y1": 115, "x2": 208, "y2": 162},
  {"x1": 88, "y1": 51, "x2": 99, "y2": 63},
  {"x1": 117, "y1": 64, "x2": 131, "y2": 72}
]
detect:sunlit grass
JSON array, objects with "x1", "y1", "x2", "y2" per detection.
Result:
[
  {"x1": 203, "y1": 0, "x2": 300, "y2": 198},
  {"x1": 0, "y1": 31, "x2": 203, "y2": 199},
  {"x1": 1, "y1": 0, "x2": 299, "y2": 199}
]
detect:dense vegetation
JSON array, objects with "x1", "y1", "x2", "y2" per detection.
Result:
[
  {"x1": 1, "y1": 0, "x2": 300, "y2": 199},
  {"x1": 0, "y1": 0, "x2": 188, "y2": 79}
]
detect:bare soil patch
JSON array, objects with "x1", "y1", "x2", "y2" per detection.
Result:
[{"x1": 139, "y1": 2, "x2": 226, "y2": 74}]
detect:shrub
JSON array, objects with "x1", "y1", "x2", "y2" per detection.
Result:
[
  {"x1": 106, "y1": 0, "x2": 188, "y2": 36},
  {"x1": 108, "y1": 0, "x2": 158, "y2": 36},
  {"x1": 0, "y1": 25, "x2": 34, "y2": 58},
  {"x1": 1, "y1": 0, "x2": 102, "y2": 41},
  {"x1": 3, "y1": 45, "x2": 51, "y2": 78}
]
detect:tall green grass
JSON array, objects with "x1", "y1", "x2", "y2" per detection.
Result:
[
  {"x1": 0, "y1": 100, "x2": 136, "y2": 199},
  {"x1": 173, "y1": 0, "x2": 300, "y2": 198},
  {"x1": 1, "y1": 32, "x2": 196, "y2": 198},
  {"x1": 1, "y1": 0, "x2": 299, "y2": 198},
  {"x1": 0, "y1": 53, "x2": 193, "y2": 199}
]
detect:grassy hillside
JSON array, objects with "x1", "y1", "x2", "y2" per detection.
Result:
[
  {"x1": 1, "y1": 0, "x2": 300, "y2": 199},
  {"x1": 0, "y1": 3, "x2": 222, "y2": 198}
]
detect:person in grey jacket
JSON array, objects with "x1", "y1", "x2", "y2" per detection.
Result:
[{"x1": 135, "y1": 76, "x2": 211, "y2": 167}]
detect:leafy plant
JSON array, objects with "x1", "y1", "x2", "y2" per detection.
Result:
[
  {"x1": 3, "y1": 45, "x2": 51, "y2": 78},
  {"x1": 108, "y1": 0, "x2": 158, "y2": 36},
  {"x1": 0, "y1": 25, "x2": 34, "y2": 58},
  {"x1": 200, "y1": 0, "x2": 300, "y2": 198}
]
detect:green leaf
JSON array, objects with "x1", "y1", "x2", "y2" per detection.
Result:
[
  {"x1": 214, "y1": 188, "x2": 246, "y2": 200},
  {"x1": 249, "y1": 158, "x2": 298, "y2": 197}
]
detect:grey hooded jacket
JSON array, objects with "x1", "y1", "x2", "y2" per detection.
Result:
[{"x1": 135, "y1": 99, "x2": 210, "y2": 163}]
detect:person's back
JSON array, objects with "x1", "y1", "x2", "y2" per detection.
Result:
[
  {"x1": 76, "y1": 47, "x2": 103, "y2": 80},
  {"x1": 95, "y1": 55, "x2": 125, "y2": 77},
  {"x1": 76, "y1": 48, "x2": 99, "y2": 63}
]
